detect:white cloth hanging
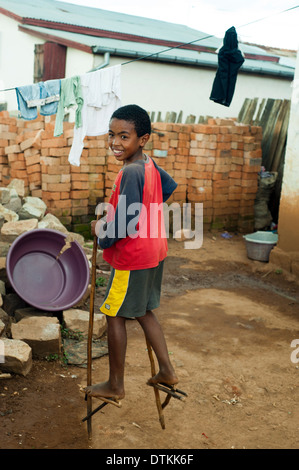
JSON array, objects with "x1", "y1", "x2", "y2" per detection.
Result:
[{"x1": 68, "y1": 65, "x2": 122, "y2": 166}]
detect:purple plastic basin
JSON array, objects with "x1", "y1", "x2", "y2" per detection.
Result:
[{"x1": 6, "y1": 228, "x2": 90, "y2": 312}]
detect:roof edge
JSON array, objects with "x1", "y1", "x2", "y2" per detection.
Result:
[
  {"x1": 22, "y1": 17, "x2": 216, "y2": 53},
  {"x1": 92, "y1": 46, "x2": 294, "y2": 78},
  {"x1": 1, "y1": 7, "x2": 287, "y2": 63},
  {"x1": 16, "y1": 23, "x2": 294, "y2": 78},
  {"x1": 0, "y1": 6, "x2": 23, "y2": 22},
  {"x1": 18, "y1": 25, "x2": 92, "y2": 54},
  {"x1": 20, "y1": 19, "x2": 283, "y2": 64},
  {"x1": 20, "y1": 17, "x2": 284, "y2": 62}
]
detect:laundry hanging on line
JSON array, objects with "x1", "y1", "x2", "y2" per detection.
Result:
[
  {"x1": 54, "y1": 75, "x2": 84, "y2": 138},
  {"x1": 16, "y1": 79, "x2": 61, "y2": 120},
  {"x1": 14, "y1": 64, "x2": 122, "y2": 166},
  {"x1": 209, "y1": 26, "x2": 245, "y2": 107},
  {"x1": 68, "y1": 65, "x2": 121, "y2": 166}
]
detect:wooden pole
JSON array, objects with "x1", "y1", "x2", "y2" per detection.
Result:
[
  {"x1": 86, "y1": 229, "x2": 98, "y2": 439},
  {"x1": 146, "y1": 338, "x2": 165, "y2": 430}
]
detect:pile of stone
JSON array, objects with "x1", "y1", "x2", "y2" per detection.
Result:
[{"x1": 0, "y1": 178, "x2": 107, "y2": 377}]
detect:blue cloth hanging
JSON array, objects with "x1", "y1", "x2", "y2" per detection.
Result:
[{"x1": 16, "y1": 79, "x2": 61, "y2": 119}]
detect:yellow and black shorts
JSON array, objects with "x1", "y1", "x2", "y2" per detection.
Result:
[{"x1": 100, "y1": 261, "x2": 164, "y2": 318}]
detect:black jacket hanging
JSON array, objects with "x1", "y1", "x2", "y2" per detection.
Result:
[{"x1": 209, "y1": 26, "x2": 245, "y2": 107}]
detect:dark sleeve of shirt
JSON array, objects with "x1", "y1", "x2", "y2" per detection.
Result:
[
  {"x1": 98, "y1": 163, "x2": 144, "y2": 249},
  {"x1": 152, "y1": 159, "x2": 178, "y2": 202}
]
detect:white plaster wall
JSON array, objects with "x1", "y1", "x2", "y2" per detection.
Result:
[
  {"x1": 65, "y1": 48, "x2": 93, "y2": 78},
  {"x1": 110, "y1": 56, "x2": 292, "y2": 122},
  {"x1": 0, "y1": 15, "x2": 44, "y2": 111}
]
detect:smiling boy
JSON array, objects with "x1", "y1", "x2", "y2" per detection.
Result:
[{"x1": 85, "y1": 104, "x2": 178, "y2": 402}]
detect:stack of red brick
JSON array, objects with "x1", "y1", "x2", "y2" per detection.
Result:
[
  {"x1": 0, "y1": 112, "x2": 107, "y2": 237},
  {"x1": 187, "y1": 119, "x2": 262, "y2": 230},
  {"x1": 140, "y1": 119, "x2": 262, "y2": 231},
  {"x1": 0, "y1": 112, "x2": 262, "y2": 235}
]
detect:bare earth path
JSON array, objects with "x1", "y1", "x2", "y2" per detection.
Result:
[{"x1": 1, "y1": 233, "x2": 298, "y2": 451}]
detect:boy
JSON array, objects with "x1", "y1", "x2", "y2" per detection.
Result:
[{"x1": 85, "y1": 104, "x2": 178, "y2": 402}]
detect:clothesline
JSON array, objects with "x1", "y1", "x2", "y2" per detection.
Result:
[{"x1": 0, "y1": 4, "x2": 298, "y2": 93}]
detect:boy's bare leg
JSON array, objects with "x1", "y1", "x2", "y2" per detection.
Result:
[
  {"x1": 84, "y1": 316, "x2": 126, "y2": 399},
  {"x1": 137, "y1": 310, "x2": 178, "y2": 386}
]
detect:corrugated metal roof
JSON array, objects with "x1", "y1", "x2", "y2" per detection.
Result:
[
  {"x1": 19, "y1": 24, "x2": 219, "y2": 64},
  {"x1": 0, "y1": 0, "x2": 295, "y2": 77},
  {"x1": 19, "y1": 24, "x2": 294, "y2": 78},
  {"x1": 0, "y1": 0, "x2": 285, "y2": 55},
  {"x1": 242, "y1": 58, "x2": 294, "y2": 76},
  {"x1": 0, "y1": 0, "x2": 222, "y2": 47}
]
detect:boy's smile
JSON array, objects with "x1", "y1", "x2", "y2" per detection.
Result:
[{"x1": 108, "y1": 118, "x2": 149, "y2": 165}]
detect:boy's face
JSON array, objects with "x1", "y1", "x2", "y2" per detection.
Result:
[{"x1": 108, "y1": 118, "x2": 149, "y2": 165}]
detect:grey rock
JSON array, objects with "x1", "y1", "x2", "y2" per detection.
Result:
[
  {"x1": 11, "y1": 316, "x2": 62, "y2": 359},
  {"x1": 63, "y1": 309, "x2": 106, "y2": 339},
  {"x1": 0, "y1": 338, "x2": 32, "y2": 376},
  {"x1": 0, "y1": 218, "x2": 38, "y2": 242}
]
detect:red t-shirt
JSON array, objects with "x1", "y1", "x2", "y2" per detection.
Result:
[{"x1": 99, "y1": 156, "x2": 177, "y2": 270}]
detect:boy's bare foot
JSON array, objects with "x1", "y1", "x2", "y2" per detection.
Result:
[
  {"x1": 147, "y1": 370, "x2": 178, "y2": 387},
  {"x1": 83, "y1": 381, "x2": 125, "y2": 400}
]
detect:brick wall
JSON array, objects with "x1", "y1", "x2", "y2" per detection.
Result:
[
  {"x1": 144, "y1": 120, "x2": 262, "y2": 232},
  {"x1": 0, "y1": 112, "x2": 262, "y2": 236}
]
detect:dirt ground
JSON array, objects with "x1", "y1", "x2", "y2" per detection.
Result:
[{"x1": 1, "y1": 232, "x2": 299, "y2": 451}]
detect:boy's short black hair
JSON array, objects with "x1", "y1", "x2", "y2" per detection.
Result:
[{"x1": 110, "y1": 104, "x2": 151, "y2": 137}]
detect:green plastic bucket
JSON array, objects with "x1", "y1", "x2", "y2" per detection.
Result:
[{"x1": 243, "y1": 231, "x2": 278, "y2": 262}]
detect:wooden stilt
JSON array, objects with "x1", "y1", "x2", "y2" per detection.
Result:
[
  {"x1": 86, "y1": 231, "x2": 98, "y2": 439},
  {"x1": 145, "y1": 338, "x2": 166, "y2": 430}
]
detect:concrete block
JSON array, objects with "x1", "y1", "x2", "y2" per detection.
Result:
[
  {"x1": 0, "y1": 338, "x2": 32, "y2": 376},
  {"x1": 63, "y1": 309, "x2": 106, "y2": 339},
  {"x1": 11, "y1": 316, "x2": 62, "y2": 359}
]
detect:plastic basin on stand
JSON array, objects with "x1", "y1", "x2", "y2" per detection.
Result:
[{"x1": 6, "y1": 228, "x2": 90, "y2": 311}]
